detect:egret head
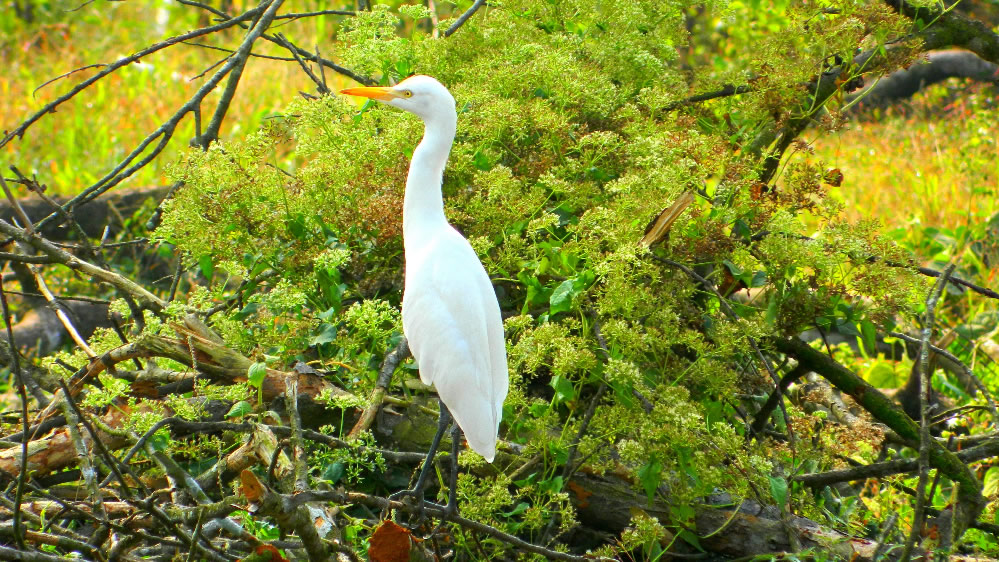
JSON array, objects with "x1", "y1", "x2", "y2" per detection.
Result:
[{"x1": 341, "y1": 75, "x2": 455, "y2": 123}]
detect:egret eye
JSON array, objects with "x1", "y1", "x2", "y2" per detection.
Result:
[{"x1": 403, "y1": 90, "x2": 413, "y2": 98}]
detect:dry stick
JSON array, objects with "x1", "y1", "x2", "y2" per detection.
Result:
[
  {"x1": 31, "y1": 270, "x2": 96, "y2": 358},
  {"x1": 52, "y1": 390, "x2": 106, "y2": 525},
  {"x1": 143, "y1": 443, "x2": 250, "y2": 558},
  {"x1": 56, "y1": 379, "x2": 142, "y2": 501},
  {"x1": 348, "y1": 339, "x2": 410, "y2": 439},
  {"x1": 0, "y1": 253, "x2": 54, "y2": 264},
  {"x1": 0, "y1": 218, "x2": 165, "y2": 310},
  {"x1": 198, "y1": 33, "x2": 252, "y2": 148},
  {"x1": 0, "y1": 281, "x2": 29, "y2": 551},
  {"x1": 0, "y1": 174, "x2": 33, "y2": 234},
  {"x1": 443, "y1": 0, "x2": 487, "y2": 37},
  {"x1": 284, "y1": 375, "x2": 309, "y2": 493},
  {"x1": 177, "y1": 0, "x2": 375, "y2": 86},
  {"x1": 662, "y1": 83, "x2": 753, "y2": 113},
  {"x1": 20, "y1": 481, "x2": 197, "y2": 555},
  {"x1": 272, "y1": 33, "x2": 328, "y2": 95},
  {"x1": 888, "y1": 330, "x2": 999, "y2": 427},
  {"x1": 900, "y1": 264, "x2": 954, "y2": 561}
]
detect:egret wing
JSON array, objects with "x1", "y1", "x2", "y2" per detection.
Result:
[{"x1": 402, "y1": 227, "x2": 508, "y2": 461}]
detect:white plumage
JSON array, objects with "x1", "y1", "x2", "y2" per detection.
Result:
[{"x1": 342, "y1": 75, "x2": 508, "y2": 463}]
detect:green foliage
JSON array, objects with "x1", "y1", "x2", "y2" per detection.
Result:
[{"x1": 145, "y1": 0, "x2": 996, "y2": 557}]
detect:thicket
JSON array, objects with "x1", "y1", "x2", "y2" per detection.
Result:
[{"x1": 0, "y1": 0, "x2": 998, "y2": 560}]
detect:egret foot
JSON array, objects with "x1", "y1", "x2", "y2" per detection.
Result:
[{"x1": 391, "y1": 400, "x2": 461, "y2": 527}]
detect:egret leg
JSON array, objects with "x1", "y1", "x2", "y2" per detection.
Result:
[
  {"x1": 443, "y1": 421, "x2": 461, "y2": 517},
  {"x1": 390, "y1": 400, "x2": 452, "y2": 517}
]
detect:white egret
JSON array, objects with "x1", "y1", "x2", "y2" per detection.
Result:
[{"x1": 341, "y1": 76, "x2": 508, "y2": 515}]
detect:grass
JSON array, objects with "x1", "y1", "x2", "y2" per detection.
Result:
[
  {"x1": 1, "y1": 1, "x2": 354, "y2": 195},
  {"x1": 811, "y1": 84, "x2": 998, "y2": 232}
]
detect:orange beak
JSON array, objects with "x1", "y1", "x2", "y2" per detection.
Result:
[{"x1": 340, "y1": 86, "x2": 401, "y2": 101}]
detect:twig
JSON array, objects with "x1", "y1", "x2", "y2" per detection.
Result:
[
  {"x1": 888, "y1": 330, "x2": 999, "y2": 428},
  {"x1": 26, "y1": 0, "x2": 288, "y2": 236},
  {"x1": 272, "y1": 33, "x2": 330, "y2": 95},
  {"x1": 901, "y1": 264, "x2": 953, "y2": 560},
  {"x1": 0, "y1": 174, "x2": 34, "y2": 234},
  {"x1": 31, "y1": 270, "x2": 96, "y2": 358},
  {"x1": 0, "y1": 253, "x2": 55, "y2": 264},
  {"x1": 653, "y1": 256, "x2": 792, "y2": 443},
  {"x1": 662, "y1": 83, "x2": 753, "y2": 112},
  {"x1": 178, "y1": 0, "x2": 375, "y2": 86},
  {"x1": 443, "y1": 0, "x2": 487, "y2": 37},
  {"x1": 904, "y1": 263, "x2": 999, "y2": 299},
  {"x1": 872, "y1": 512, "x2": 898, "y2": 561},
  {"x1": 0, "y1": 217, "x2": 166, "y2": 311},
  {"x1": 289, "y1": 489, "x2": 613, "y2": 561},
  {"x1": 348, "y1": 339, "x2": 410, "y2": 439},
  {"x1": 0, "y1": 7, "x2": 263, "y2": 152},
  {"x1": 750, "y1": 363, "x2": 809, "y2": 435},
  {"x1": 0, "y1": 280, "x2": 29, "y2": 550}
]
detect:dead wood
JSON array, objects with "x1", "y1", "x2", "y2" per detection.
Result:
[{"x1": 0, "y1": 185, "x2": 169, "y2": 241}]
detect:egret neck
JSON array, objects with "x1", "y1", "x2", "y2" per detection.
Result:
[{"x1": 403, "y1": 111, "x2": 456, "y2": 245}]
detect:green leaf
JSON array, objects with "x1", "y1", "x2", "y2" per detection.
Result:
[
  {"x1": 198, "y1": 254, "x2": 215, "y2": 281},
  {"x1": 722, "y1": 260, "x2": 743, "y2": 277},
  {"x1": 234, "y1": 302, "x2": 260, "y2": 321},
  {"x1": 502, "y1": 502, "x2": 530, "y2": 518},
  {"x1": 549, "y1": 279, "x2": 576, "y2": 315},
  {"x1": 764, "y1": 293, "x2": 778, "y2": 326},
  {"x1": 247, "y1": 362, "x2": 267, "y2": 389},
  {"x1": 225, "y1": 401, "x2": 252, "y2": 419},
  {"x1": 860, "y1": 319, "x2": 878, "y2": 356},
  {"x1": 309, "y1": 323, "x2": 338, "y2": 346},
  {"x1": 768, "y1": 475, "x2": 788, "y2": 508},
  {"x1": 286, "y1": 213, "x2": 308, "y2": 240},
  {"x1": 984, "y1": 467, "x2": 999, "y2": 497},
  {"x1": 472, "y1": 149, "x2": 492, "y2": 171},
  {"x1": 321, "y1": 461, "x2": 346, "y2": 484},
  {"x1": 550, "y1": 375, "x2": 575, "y2": 404},
  {"x1": 638, "y1": 459, "x2": 663, "y2": 504},
  {"x1": 866, "y1": 363, "x2": 901, "y2": 388}
]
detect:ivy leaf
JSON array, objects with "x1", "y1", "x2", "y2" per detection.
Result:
[
  {"x1": 321, "y1": 461, "x2": 346, "y2": 484},
  {"x1": 502, "y1": 502, "x2": 530, "y2": 518},
  {"x1": 309, "y1": 323, "x2": 338, "y2": 346},
  {"x1": 198, "y1": 254, "x2": 215, "y2": 282},
  {"x1": 638, "y1": 459, "x2": 663, "y2": 504},
  {"x1": 225, "y1": 401, "x2": 252, "y2": 419},
  {"x1": 549, "y1": 279, "x2": 576, "y2": 315},
  {"x1": 550, "y1": 375, "x2": 575, "y2": 404},
  {"x1": 248, "y1": 362, "x2": 267, "y2": 389},
  {"x1": 860, "y1": 319, "x2": 878, "y2": 356},
  {"x1": 722, "y1": 260, "x2": 744, "y2": 277},
  {"x1": 768, "y1": 475, "x2": 788, "y2": 508}
]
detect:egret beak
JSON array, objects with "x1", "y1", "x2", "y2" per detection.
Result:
[{"x1": 340, "y1": 86, "x2": 402, "y2": 101}]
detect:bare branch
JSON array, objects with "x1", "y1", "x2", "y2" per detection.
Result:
[{"x1": 444, "y1": 0, "x2": 487, "y2": 37}]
